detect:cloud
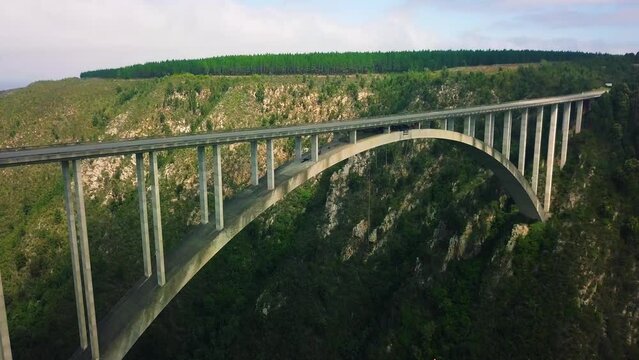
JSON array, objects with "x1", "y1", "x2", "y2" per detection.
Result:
[
  {"x1": 500, "y1": 6, "x2": 639, "y2": 29},
  {"x1": 411, "y1": 0, "x2": 633, "y2": 10},
  {"x1": 0, "y1": 0, "x2": 438, "y2": 88},
  {"x1": 448, "y1": 30, "x2": 636, "y2": 54},
  {"x1": 0, "y1": 0, "x2": 637, "y2": 90}
]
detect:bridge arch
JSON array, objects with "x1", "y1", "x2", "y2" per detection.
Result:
[{"x1": 89, "y1": 128, "x2": 545, "y2": 359}]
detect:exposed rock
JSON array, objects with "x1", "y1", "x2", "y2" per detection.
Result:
[
  {"x1": 255, "y1": 288, "x2": 287, "y2": 318},
  {"x1": 368, "y1": 228, "x2": 378, "y2": 244},
  {"x1": 352, "y1": 219, "x2": 369, "y2": 240},
  {"x1": 366, "y1": 154, "x2": 439, "y2": 257},
  {"x1": 321, "y1": 154, "x2": 370, "y2": 238},
  {"x1": 579, "y1": 273, "x2": 605, "y2": 307},
  {"x1": 342, "y1": 219, "x2": 369, "y2": 261}
]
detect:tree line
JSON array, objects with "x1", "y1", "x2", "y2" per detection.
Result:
[{"x1": 79, "y1": 50, "x2": 624, "y2": 79}]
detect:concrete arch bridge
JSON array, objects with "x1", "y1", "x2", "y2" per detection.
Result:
[{"x1": 0, "y1": 90, "x2": 605, "y2": 360}]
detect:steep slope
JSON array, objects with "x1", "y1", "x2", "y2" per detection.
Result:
[
  {"x1": 128, "y1": 72, "x2": 639, "y2": 360},
  {"x1": 0, "y1": 61, "x2": 635, "y2": 359}
]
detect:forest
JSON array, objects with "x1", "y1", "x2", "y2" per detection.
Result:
[
  {"x1": 78, "y1": 49, "x2": 635, "y2": 79},
  {"x1": 1, "y1": 57, "x2": 638, "y2": 359}
]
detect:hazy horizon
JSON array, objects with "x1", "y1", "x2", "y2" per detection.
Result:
[{"x1": 2, "y1": 0, "x2": 638, "y2": 90}]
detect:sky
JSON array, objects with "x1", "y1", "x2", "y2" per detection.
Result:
[{"x1": 1, "y1": 0, "x2": 638, "y2": 90}]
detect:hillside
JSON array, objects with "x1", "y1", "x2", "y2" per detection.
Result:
[{"x1": 0, "y1": 60, "x2": 638, "y2": 359}]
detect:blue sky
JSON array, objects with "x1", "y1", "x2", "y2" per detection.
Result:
[{"x1": 1, "y1": 0, "x2": 637, "y2": 90}]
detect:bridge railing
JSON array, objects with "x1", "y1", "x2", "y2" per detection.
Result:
[{"x1": 0, "y1": 90, "x2": 604, "y2": 360}]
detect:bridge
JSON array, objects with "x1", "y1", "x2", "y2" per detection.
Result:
[{"x1": 0, "y1": 89, "x2": 605, "y2": 360}]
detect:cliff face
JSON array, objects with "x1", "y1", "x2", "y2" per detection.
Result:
[
  {"x1": 0, "y1": 63, "x2": 638, "y2": 359},
  {"x1": 129, "y1": 72, "x2": 639, "y2": 359},
  {"x1": 132, "y1": 107, "x2": 639, "y2": 359}
]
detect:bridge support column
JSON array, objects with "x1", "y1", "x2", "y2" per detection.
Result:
[
  {"x1": 197, "y1": 147, "x2": 209, "y2": 224},
  {"x1": 532, "y1": 106, "x2": 544, "y2": 194},
  {"x1": 61, "y1": 162, "x2": 88, "y2": 350},
  {"x1": 544, "y1": 104, "x2": 559, "y2": 212},
  {"x1": 470, "y1": 117, "x2": 476, "y2": 137},
  {"x1": 0, "y1": 273, "x2": 11, "y2": 360},
  {"x1": 71, "y1": 159, "x2": 100, "y2": 359},
  {"x1": 575, "y1": 100, "x2": 584, "y2": 134},
  {"x1": 294, "y1": 137, "x2": 302, "y2": 162},
  {"x1": 349, "y1": 130, "x2": 357, "y2": 144},
  {"x1": 463, "y1": 116, "x2": 472, "y2": 135},
  {"x1": 135, "y1": 154, "x2": 152, "y2": 277},
  {"x1": 560, "y1": 102, "x2": 571, "y2": 169},
  {"x1": 484, "y1": 113, "x2": 494, "y2": 146},
  {"x1": 311, "y1": 135, "x2": 319, "y2": 162},
  {"x1": 212, "y1": 145, "x2": 224, "y2": 230},
  {"x1": 445, "y1": 118, "x2": 454, "y2": 131},
  {"x1": 149, "y1": 152, "x2": 166, "y2": 287},
  {"x1": 502, "y1": 111, "x2": 512, "y2": 159},
  {"x1": 267, "y1": 139, "x2": 275, "y2": 190},
  {"x1": 250, "y1": 141, "x2": 259, "y2": 185},
  {"x1": 518, "y1": 109, "x2": 528, "y2": 175},
  {"x1": 384, "y1": 127, "x2": 391, "y2": 134}
]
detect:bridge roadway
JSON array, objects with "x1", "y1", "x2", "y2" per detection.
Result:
[{"x1": 0, "y1": 90, "x2": 604, "y2": 168}]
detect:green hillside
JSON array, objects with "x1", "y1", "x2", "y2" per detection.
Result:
[{"x1": 0, "y1": 59, "x2": 638, "y2": 359}]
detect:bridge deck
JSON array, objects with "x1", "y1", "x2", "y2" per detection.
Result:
[{"x1": 0, "y1": 90, "x2": 605, "y2": 167}]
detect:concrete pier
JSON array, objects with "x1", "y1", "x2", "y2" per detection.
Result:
[
  {"x1": 250, "y1": 141, "x2": 259, "y2": 185},
  {"x1": 71, "y1": 160, "x2": 100, "y2": 359},
  {"x1": 560, "y1": 102, "x2": 571, "y2": 169},
  {"x1": 197, "y1": 147, "x2": 209, "y2": 224},
  {"x1": 212, "y1": 145, "x2": 224, "y2": 230},
  {"x1": 267, "y1": 139, "x2": 275, "y2": 190},
  {"x1": 0, "y1": 273, "x2": 11, "y2": 360},
  {"x1": 463, "y1": 116, "x2": 471, "y2": 135},
  {"x1": 470, "y1": 117, "x2": 476, "y2": 137},
  {"x1": 489, "y1": 114, "x2": 495, "y2": 146},
  {"x1": 518, "y1": 109, "x2": 528, "y2": 176},
  {"x1": 384, "y1": 126, "x2": 391, "y2": 134},
  {"x1": 135, "y1": 154, "x2": 152, "y2": 278},
  {"x1": 532, "y1": 106, "x2": 544, "y2": 194},
  {"x1": 544, "y1": 104, "x2": 559, "y2": 212},
  {"x1": 484, "y1": 116, "x2": 490, "y2": 144},
  {"x1": 61, "y1": 162, "x2": 88, "y2": 349},
  {"x1": 149, "y1": 153, "x2": 166, "y2": 287},
  {"x1": 502, "y1": 110, "x2": 512, "y2": 159},
  {"x1": 349, "y1": 130, "x2": 357, "y2": 144},
  {"x1": 445, "y1": 118, "x2": 454, "y2": 131},
  {"x1": 294, "y1": 137, "x2": 302, "y2": 162},
  {"x1": 311, "y1": 134, "x2": 319, "y2": 162},
  {"x1": 575, "y1": 100, "x2": 584, "y2": 134},
  {"x1": 484, "y1": 113, "x2": 495, "y2": 146}
]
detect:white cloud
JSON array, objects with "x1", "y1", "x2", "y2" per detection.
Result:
[
  {"x1": 0, "y1": 0, "x2": 439, "y2": 88},
  {"x1": 413, "y1": 0, "x2": 632, "y2": 10},
  {"x1": 448, "y1": 31, "x2": 636, "y2": 54},
  {"x1": 0, "y1": 0, "x2": 636, "y2": 90}
]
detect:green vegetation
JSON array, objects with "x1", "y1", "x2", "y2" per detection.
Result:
[
  {"x1": 79, "y1": 49, "x2": 627, "y2": 79},
  {"x1": 0, "y1": 58, "x2": 638, "y2": 359},
  {"x1": 129, "y1": 79, "x2": 639, "y2": 358}
]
